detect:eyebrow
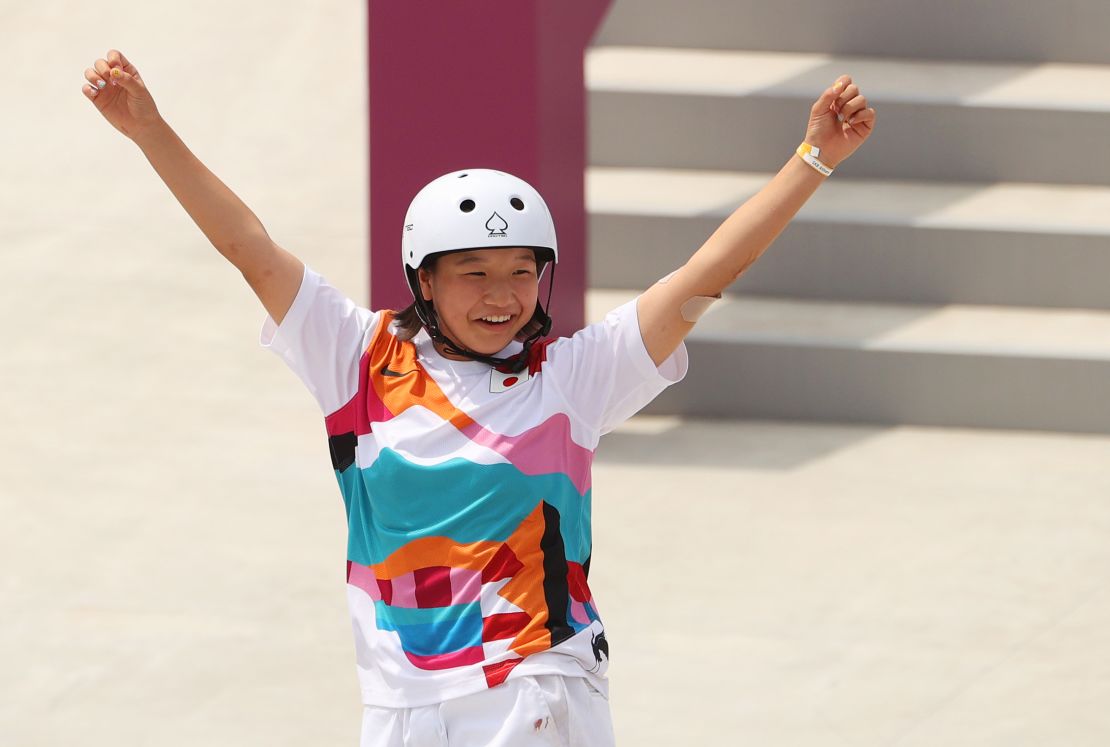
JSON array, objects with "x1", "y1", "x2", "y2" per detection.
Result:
[{"x1": 454, "y1": 251, "x2": 535, "y2": 265}]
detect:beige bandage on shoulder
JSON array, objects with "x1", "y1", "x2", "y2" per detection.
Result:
[
  {"x1": 679, "y1": 294, "x2": 721, "y2": 322},
  {"x1": 655, "y1": 271, "x2": 721, "y2": 322}
]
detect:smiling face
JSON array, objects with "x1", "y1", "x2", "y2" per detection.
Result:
[{"x1": 418, "y1": 248, "x2": 540, "y2": 357}]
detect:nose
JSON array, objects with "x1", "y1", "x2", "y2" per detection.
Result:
[{"x1": 483, "y1": 277, "x2": 514, "y2": 306}]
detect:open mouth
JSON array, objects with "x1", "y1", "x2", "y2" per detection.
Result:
[{"x1": 475, "y1": 314, "x2": 514, "y2": 329}]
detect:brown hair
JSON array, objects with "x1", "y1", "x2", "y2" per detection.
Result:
[{"x1": 393, "y1": 302, "x2": 426, "y2": 342}]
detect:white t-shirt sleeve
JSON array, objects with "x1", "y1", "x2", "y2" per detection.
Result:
[
  {"x1": 259, "y1": 265, "x2": 380, "y2": 416},
  {"x1": 546, "y1": 296, "x2": 688, "y2": 436}
]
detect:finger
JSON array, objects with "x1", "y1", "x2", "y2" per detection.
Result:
[
  {"x1": 810, "y1": 78, "x2": 845, "y2": 117},
  {"x1": 814, "y1": 75, "x2": 853, "y2": 118},
  {"x1": 82, "y1": 83, "x2": 101, "y2": 101},
  {"x1": 847, "y1": 107, "x2": 877, "y2": 130},
  {"x1": 107, "y1": 49, "x2": 140, "y2": 77},
  {"x1": 110, "y1": 67, "x2": 147, "y2": 95},
  {"x1": 840, "y1": 94, "x2": 869, "y2": 122},
  {"x1": 834, "y1": 83, "x2": 860, "y2": 110},
  {"x1": 94, "y1": 58, "x2": 111, "y2": 80},
  {"x1": 833, "y1": 85, "x2": 860, "y2": 122},
  {"x1": 831, "y1": 75, "x2": 853, "y2": 106},
  {"x1": 84, "y1": 67, "x2": 108, "y2": 92}
]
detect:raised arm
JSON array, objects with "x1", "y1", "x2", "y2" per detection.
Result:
[
  {"x1": 83, "y1": 49, "x2": 304, "y2": 324},
  {"x1": 636, "y1": 75, "x2": 876, "y2": 365}
]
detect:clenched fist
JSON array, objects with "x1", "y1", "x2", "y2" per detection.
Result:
[
  {"x1": 83, "y1": 49, "x2": 162, "y2": 141},
  {"x1": 802, "y1": 75, "x2": 876, "y2": 169}
]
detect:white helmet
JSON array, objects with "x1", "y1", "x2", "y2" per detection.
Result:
[
  {"x1": 399, "y1": 168, "x2": 559, "y2": 370},
  {"x1": 401, "y1": 168, "x2": 558, "y2": 275}
]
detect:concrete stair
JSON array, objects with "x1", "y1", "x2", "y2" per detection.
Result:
[
  {"x1": 588, "y1": 289, "x2": 1110, "y2": 433},
  {"x1": 589, "y1": 168, "x2": 1110, "y2": 309},
  {"x1": 588, "y1": 48, "x2": 1110, "y2": 185},
  {"x1": 586, "y1": 4, "x2": 1110, "y2": 433},
  {"x1": 593, "y1": 0, "x2": 1110, "y2": 65}
]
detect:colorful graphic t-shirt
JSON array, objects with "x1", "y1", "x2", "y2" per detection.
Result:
[{"x1": 261, "y1": 267, "x2": 688, "y2": 708}]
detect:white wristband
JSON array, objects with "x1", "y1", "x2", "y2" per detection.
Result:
[{"x1": 796, "y1": 143, "x2": 834, "y2": 176}]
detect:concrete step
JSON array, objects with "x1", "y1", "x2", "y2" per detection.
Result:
[
  {"x1": 595, "y1": 0, "x2": 1110, "y2": 66},
  {"x1": 587, "y1": 290, "x2": 1110, "y2": 434},
  {"x1": 587, "y1": 47, "x2": 1110, "y2": 185},
  {"x1": 588, "y1": 167, "x2": 1110, "y2": 309}
]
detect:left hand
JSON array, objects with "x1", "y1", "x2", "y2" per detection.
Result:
[{"x1": 803, "y1": 75, "x2": 876, "y2": 169}]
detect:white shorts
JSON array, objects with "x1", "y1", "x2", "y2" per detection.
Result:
[{"x1": 359, "y1": 675, "x2": 616, "y2": 747}]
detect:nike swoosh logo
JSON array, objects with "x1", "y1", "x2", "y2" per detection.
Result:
[{"x1": 381, "y1": 365, "x2": 417, "y2": 378}]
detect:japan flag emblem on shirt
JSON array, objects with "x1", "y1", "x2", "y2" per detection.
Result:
[{"x1": 490, "y1": 367, "x2": 530, "y2": 393}]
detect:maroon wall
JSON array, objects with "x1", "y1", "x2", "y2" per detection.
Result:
[{"x1": 368, "y1": 1, "x2": 612, "y2": 336}]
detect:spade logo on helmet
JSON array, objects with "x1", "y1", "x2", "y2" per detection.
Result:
[{"x1": 486, "y1": 212, "x2": 508, "y2": 238}]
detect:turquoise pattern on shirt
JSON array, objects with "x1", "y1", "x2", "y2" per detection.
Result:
[{"x1": 334, "y1": 448, "x2": 592, "y2": 567}]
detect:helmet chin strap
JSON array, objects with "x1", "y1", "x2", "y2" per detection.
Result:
[{"x1": 414, "y1": 264, "x2": 555, "y2": 373}]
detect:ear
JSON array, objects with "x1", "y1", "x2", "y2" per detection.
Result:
[{"x1": 417, "y1": 267, "x2": 434, "y2": 302}]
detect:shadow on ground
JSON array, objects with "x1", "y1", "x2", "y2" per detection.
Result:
[{"x1": 596, "y1": 416, "x2": 890, "y2": 471}]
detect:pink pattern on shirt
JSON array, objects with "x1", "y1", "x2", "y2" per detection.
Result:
[
  {"x1": 460, "y1": 413, "x2": 593, "y2": 495},
  {"x1": 347, "y1": 561, "x2": 382, "y2": 602},
  {"x1": 449, "y1": 567, "x2": 483, "y2": 605}
]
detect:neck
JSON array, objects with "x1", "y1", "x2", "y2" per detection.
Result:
[{"x1": 432, "y1": 339, "x2": 474, "y2": 361}]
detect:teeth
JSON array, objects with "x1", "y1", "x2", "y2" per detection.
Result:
[{"x1": 481, "y1": 315, "x2": 511, "y2": 323}]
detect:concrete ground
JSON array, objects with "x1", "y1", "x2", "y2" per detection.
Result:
[{"x1": 4, "y1": 2, "x2": 1110, "y2": 745}]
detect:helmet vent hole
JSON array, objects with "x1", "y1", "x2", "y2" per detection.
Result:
[
  {"x1": 458, "y1": 173, "x2": 469, "y2": 178},
  {"x1": 460, "y1": 199, "x2": 476, "y2": 213},
  {"x1": 510, "y1": 197, "x2": 525, "y2": 211}
]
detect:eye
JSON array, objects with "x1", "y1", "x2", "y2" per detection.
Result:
[
  {"x1": 460, "y1": 199, "x2": 476, "y2": 213},
  {"x1": 510, "y1": 197, "x2": 525, "y2": 211}
]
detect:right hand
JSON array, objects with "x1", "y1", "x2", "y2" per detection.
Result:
[{"x1": 83, "y1": 50, "x2": 162, "y2": 141}]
